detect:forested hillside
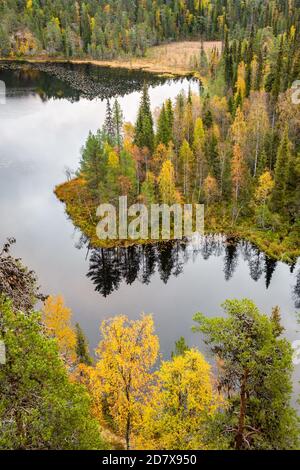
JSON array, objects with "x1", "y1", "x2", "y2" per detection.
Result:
[
  {"x1": 56, "y1": 14, "x2": 300, "y2": 260},
  {"x1": 0, "y1": 0, "x2": 300, "y2": 58}
]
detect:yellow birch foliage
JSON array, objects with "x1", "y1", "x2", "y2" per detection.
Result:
[
  {"x1": 231, "y1": 143, "x2": 246, "y2": 203},
  {"x1": 42, "y1": 295, "x2": 77, "y2": 364},
  {"x1": 82, "y1": 315, "x2": 159, "y2": 450},
  {"x1": 158, "y1": 159, "x2": 179, "y2": 204},
  {"x1": 137, "y1": 349, "x2": 224, "y2": 450},
  {"x1": 235, "y1": 61, "x2": 246, "y2": 99},
  {"x1": 231, "y1": 106, "x2": 247, "y2": 147},
  {"x1": 255, "y1": 170, "x2": 274, "y2": 204}
]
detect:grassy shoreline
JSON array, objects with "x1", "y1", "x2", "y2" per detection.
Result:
[
  {"x1": 55, "y1": 179, "x2": 300, "y2": 263},
  {"x1": 0, "y1": 55, "x2": 186, "y2": 78},
  {"x1": 0, "y1": 41, "x2": 221, "y2": 78}
]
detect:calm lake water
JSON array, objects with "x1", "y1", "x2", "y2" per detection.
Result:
[{"x1": 0, "y1": 63, "x2": 299, "y2": 396}]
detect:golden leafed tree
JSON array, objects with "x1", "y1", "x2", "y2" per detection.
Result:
[
  {"x1": 158, "y1": 159, "x2": 180, "y2": 204},
  {"x1": 204, "y1": 173, "x2": 219, "y2": 204},
  {"x1": 137, "y1": 349, "x2": 224, "y2": 450},
  {"x1": 42, "y1": 295, "x2": 77, "y2": 364},
  {"x1": 82, "y1": 314, "x2": 159, "y2": 450}
]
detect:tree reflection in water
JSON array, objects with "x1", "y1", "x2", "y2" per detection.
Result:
[{"x1": 84, "y1": 235, "x2": 300, "y2": 301}]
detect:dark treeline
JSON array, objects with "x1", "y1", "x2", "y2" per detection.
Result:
[
  {"x1": 85, "y1": 236, "x2": 295, "y2": 298},
  {"x1": 1, "y1": 0, "x2": 300, "y2": 58},
  {"x1": 0, "y1": 61, "x2": 170, "y2": 101}
]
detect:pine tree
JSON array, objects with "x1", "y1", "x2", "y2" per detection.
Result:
[
  {"x1": 171, "y1": 336, "x2": 190, "y2": 358},
  {"x1": 193, "y1": 299, "x2": 299, "y2": 450},
  {"x1": 0, "y1": 297, "x2": 104, "y2": 450}
]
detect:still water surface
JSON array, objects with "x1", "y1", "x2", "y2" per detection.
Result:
[{"x1": 0, "y1": 65, "x2": 299, "y2": 393}]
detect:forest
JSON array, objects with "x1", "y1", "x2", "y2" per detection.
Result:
[
  {"x1": 0, "y1": 1, "x2": 300, "y2": 59},
  {"x1": 56, "y1": 24, "x2": 300, "y2": 260},
  {"x1": 0, "y1": 239, "x2": 299, "y2": 450},
  {"x1": 1, "y1": 0, "x2": 300, "y2": 454}
]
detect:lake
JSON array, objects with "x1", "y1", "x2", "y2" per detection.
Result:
[{"x1": 0, "y1": 63, "x2": 299, "y2": 395}]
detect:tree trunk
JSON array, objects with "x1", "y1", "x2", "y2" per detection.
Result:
[
  {"x1": 235, "y1": 368, "x2": 249, "y2": 450},
  {"x1": 126, "y1": 412, "x2": 131, "y2": 450}
]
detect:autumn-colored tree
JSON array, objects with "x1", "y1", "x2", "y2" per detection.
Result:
[
  {"x1": 246, "y1": 92, "x2": 270, "y2": 176},
  {"x1": 255, "y1": 170, "x2": 275, "y2": 227},
  {"x1": 82, "y1": 315, "x2": 159, "y2": 450},
  {"x1": 106, "y1": 149, "x2": 121, "y2": 200},
  {"x1": 158, "y1": 160, "x2": 178, "y2": 205},
  {"x1": 137, "y1": 349, "x2": 224, "y2": 450},
  {"x1": 43, "y1": 295, "x2": 77, "y2": 364},
  {"x1": 231, "y1": 143, "x2": 247, "y2": 214},
  {"x1": 231, "y1": 106, "x2": 246, "y2": 148},
  {"x1": 234, "y1": 61, "x2": 246, "y2": 106},
  {"x1": 151, "y1": 143, "x2": 168, "y2": 176},
  {"x1": 141, "y1": 171, "x2": 156, "y2": 205},
  {"x1": 183, "y1": 97, "x2": 194, "y2": 145},
  {"x1": 179, "y1": 139, "x2": 195, "y2": 199},
  {"x1": 204, "y1": 174, "x2": 219, "y2": 205},
  {"x1": 193, "y1": 117, "x2": 207, "y2": 192}
]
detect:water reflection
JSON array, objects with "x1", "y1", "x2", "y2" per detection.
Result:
[
  {"x1": 85, "y1": 235, "x2": 298, "y2": 302},
  {"x1": 0, "y1": 62, "x2": 186, "y2": 102}
]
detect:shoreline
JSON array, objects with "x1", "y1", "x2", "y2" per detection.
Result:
[
  {"x1": 0, "y1": 56, "x2": 197, "y2": 79},
  {"x1": 55, "y1": 179, "x2": 300, "y2": 264}
]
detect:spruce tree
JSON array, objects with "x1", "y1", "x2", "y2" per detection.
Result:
[
  {"x1": 103, "y1": 99, "x2": 115, "y2": 144},
  {"x1": 271, "y1": 37, "x2": 284, "y2": 101},
  {"x1": 75, "y1": 322, "x2": 93, "y2": 366},
  {"x1": 79, "y1": 131, "x2": 104, "y2": 195},
  {"x1": 166, "y1": 98, "x2": 174, "y2": 135},
  {"x1": 271, "y1": 127, "x2": 291, "y2": 212},
  {"x1": 134, "y1": 82, "x2": 154, "y2": 152},
  {"x1": 112, "y1": 99, "x2": 124, "y2": 149},
  {"x1": 156, "y1": 103, "x2": 170, "y2": 146}
]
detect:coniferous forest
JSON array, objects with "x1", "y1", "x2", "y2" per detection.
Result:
[
  {"x1": 1, "y1": 0, "x2": 300, "y2": 456},
  {"x1": 0, "y1": 0, "x2": 298, "y2": 59}
]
